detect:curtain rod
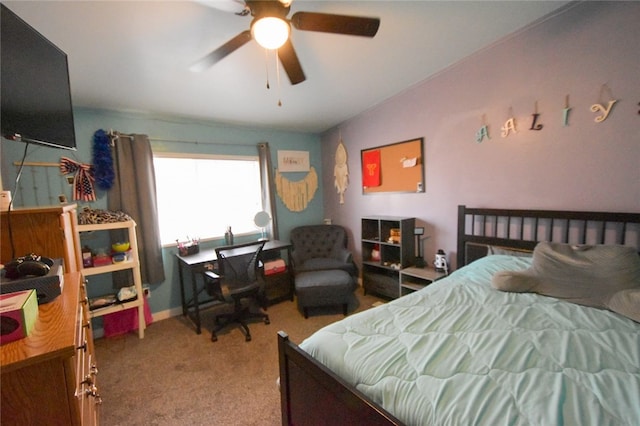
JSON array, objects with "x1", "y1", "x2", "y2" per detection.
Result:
[
  {"x1": 108, "y1": 129, "x2": 134, "y2": 140},
  {"x1": 108, "y1": 129, "x2": 257, "y2": 147},
  {"x1": 148, "y1": 137, "x2": 255, "y2": 147}
]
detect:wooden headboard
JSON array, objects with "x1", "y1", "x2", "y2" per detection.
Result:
[{"x1": 457, "y1": 205, "x2": 640, "y2": 267}]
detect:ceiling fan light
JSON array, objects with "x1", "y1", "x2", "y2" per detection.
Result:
[{"x1": 252, "y1": 17, "x2": 290, "y2": 50}]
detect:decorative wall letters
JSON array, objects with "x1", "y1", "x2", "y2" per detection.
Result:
[
  {"x1": 476, "y1": 125, "x2": 490, "y2": 143},
  {"x1": 529, "y1": 102, "x2": 543, "y2": 131},
  {"x1": 476, "y1": 115, "x2": 490, "y2": 143},
  {"x1": 471, "y1": 85, "x2": 630, "y2": 143},
  {"x1": 501, "y1": 118, "x2": 517, "y2": 137},
  {"x1": 591, "y1": 83, "x2": 618, "y2": 123},
  {"x1": 590, "y1": 100, "x2": 617, "y2": 123},
  {"x1": 562, "y1": 95, "x2": 571, "y2": 126},
  {"x1": 530, "y1": 114, "x2": 543, "y2": 130}
]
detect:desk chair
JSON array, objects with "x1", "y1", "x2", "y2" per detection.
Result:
[{"x1": 203, "y1": 240, "x2": 270, "y2": 342}]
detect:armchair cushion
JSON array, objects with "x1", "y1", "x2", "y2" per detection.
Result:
[{"x1": 290, "y1": 225, "x2": 357, "y2": 277}]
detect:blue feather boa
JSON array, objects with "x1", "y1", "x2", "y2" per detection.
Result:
[{"x1": 92, "y1": 129, "x2": 114, "y2": 190}]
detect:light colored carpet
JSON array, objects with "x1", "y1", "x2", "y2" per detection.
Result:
[{"x1": 94, "y1": 289, "x2": 384, "y2": 425}]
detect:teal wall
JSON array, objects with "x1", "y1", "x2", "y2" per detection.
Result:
[{"x1": 1, "y1": 107, "x2": 323, "y2": 318}]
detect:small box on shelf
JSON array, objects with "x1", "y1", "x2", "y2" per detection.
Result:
[
  {"x1": 387, "y1": 228, "x2": 401, "y2": 244},
  {"x1": 0, "y1": 289, "x2": 38, "y2": 345},
  {"x1": 92, "y1": 254, "x2": 112, "y2": 267},
  {"x1": 264, "y1": 259, "x2": 286, "y2": 276}
]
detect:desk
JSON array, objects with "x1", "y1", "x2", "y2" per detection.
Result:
[{"x1": 176, "y1": 240, "x2": 293, "y2": 334}]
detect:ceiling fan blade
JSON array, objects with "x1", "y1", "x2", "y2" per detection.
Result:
[
  {"x1": 189, "y1": 30, "x2": 252, "y2": 72},
  {"x1": 291, "y1": 12, "x2": 380, "y2": 37},
  {"x1": 278, "y1": 39, "x2": 306, "y2": 85}
]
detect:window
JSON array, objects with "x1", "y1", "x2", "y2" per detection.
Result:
[{"x1": 153, "y1": 153, "x2": 262, "y2": 245}]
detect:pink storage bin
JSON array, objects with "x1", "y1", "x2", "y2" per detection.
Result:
[{"x1": 103, "y1": 295, "x2": 152, "y2": 338}]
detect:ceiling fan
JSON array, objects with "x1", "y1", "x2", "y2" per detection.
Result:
[{"x1": 190, "y1": 0, "x2": 380, "y2": 85}]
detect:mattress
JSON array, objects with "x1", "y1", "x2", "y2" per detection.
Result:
[{"x1": 299, "y1": 255, "x2": 640, "y2": 425}]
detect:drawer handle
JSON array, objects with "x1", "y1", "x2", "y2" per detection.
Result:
[
  {"x1": 85, "y1": 385, "x2": 103, "y2": 404},
  {"x1": 77, "y1": 340, "x2": 87, "y2": 352}
]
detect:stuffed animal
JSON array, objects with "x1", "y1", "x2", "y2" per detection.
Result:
[{"x1": 492, "y1": 242, "x2": 640, "y2": 322}]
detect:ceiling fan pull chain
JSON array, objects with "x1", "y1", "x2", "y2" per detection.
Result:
[
  {"x1": 276, "y1": 54, "x2": 282, "y2": 107},
  {"x1": 264, "y1": 48, "x2": 271, "y2": 89}
]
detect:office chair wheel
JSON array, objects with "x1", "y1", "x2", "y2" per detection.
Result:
[
  {"x1": 211, "y1": 334, "x2": 218, "y2": 342},
  {"x1": 245, "y1": 334, "x2": 252, "y2": 342},
  {"x1": 264, "y1": 317, "x2": 270, "y2": 325}
]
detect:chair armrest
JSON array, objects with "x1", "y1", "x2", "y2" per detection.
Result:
[
  {"x1": 338, "y1": 248, "x2": 353, "y2": 264},
  {"x1": 337, "y1": 249, "x2": 358, "y2": 277},
  {"x1": 291, "y1": 250, "x2": 302, "y2": 270}
]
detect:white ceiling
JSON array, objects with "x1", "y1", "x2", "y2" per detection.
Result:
[{"x1": 4, "y1": 1, "x2": 571, "y2": 134}]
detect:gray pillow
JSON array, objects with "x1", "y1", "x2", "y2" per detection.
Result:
[{"x1": 492, "y1": 242, "x2": 640, "y2": 322}]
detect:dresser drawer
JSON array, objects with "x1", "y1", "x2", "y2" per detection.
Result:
[
  {"x1": 77, "y1": 280, "x2": 100, "y2": 425},
  {"x1": 1, "y1": 272, "x2": 99, "y2": 425}
]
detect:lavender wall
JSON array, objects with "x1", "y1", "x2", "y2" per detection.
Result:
[{"x1": 320, "y1": 2, "x2": 640, "y2": 269}]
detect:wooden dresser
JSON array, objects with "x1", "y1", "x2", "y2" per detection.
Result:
[
  {"x1": 1, "y1": 272, "x2": 100, "y2": 425},
  {"x1": 1, "y1": 204, "x2": 80, "y2": 272}
]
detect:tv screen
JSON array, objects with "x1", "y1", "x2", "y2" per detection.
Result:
[{"x1": 1, "y1": 4, "x2": 76, "y2": 150}]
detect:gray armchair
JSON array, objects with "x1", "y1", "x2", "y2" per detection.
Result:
[
  {"x1": 290, "y1": 224, "x2": 358, "y2": 318},
  {"x1": 290, "y1": 225, "x2": 358, "y2": 278}
]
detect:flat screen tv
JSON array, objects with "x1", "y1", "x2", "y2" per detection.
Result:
[{"x1": 1, "y1": 4, "x2": 76, "y2": 150}]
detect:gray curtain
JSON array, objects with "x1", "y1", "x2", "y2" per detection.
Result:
[
  {"x1": 108, "y1": 132, "x2": 165, "y2": 285},
  {"x1": 258, "y1": 142, "x2": 279, "y2": 240}
]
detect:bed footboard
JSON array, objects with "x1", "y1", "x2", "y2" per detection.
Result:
[{"x1": 277, "y1": 331, "x2": 401, "y2": 426}]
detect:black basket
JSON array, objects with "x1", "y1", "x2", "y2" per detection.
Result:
[{"x1": 178, "y1": 244, "x2": 200, "y2": 256}]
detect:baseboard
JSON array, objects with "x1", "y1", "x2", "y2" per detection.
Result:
[{"x1": 153, "y1": 306, "x2": 184, "y2": 321}]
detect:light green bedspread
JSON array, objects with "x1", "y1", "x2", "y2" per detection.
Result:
[{"x1": 300, "y1": 255, "x2": 640, "y2": 425}]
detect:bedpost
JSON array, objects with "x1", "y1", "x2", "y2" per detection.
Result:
[
  {"x1": 277, "y1": 330, "x2": 402, "y2": 425},
  {"x1": 277, "y1": 331, "x2": 292, "y2": 425},
  {"x1": 457, "y1": 205, "x2": 466, "y2": 269}
]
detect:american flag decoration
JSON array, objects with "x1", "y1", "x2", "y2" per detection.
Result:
[{"x1": 59, "y1": 157, "x2": 96, "y2": 201}]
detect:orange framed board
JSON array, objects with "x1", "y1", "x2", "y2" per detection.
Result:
[{"x1": 361, "y1": 137, "x2": 425, "y2": 194}]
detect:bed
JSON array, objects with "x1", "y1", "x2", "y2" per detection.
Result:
[{"x1": 278, "y1": 205, "x2": 640, "y2": 425}]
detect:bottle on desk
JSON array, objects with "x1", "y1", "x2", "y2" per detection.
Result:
[{"x1": 224, "y1": 226, "x2": 234, "y2": 245}]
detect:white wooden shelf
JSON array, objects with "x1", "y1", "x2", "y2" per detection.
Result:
[
  {"x1": 76, "y1": 220, "x2": 145, "y2": 338},
  {"x1": 77, "y1": 220, "x2": 135, "y2": 232},
  {"x1": 81, "y1": 260, "x2": 139, "y2": 276},
  {"x1": 89, "y1": 297, "x2": 142, "y2": 317}
]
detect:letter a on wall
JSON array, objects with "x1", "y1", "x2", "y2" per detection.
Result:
[{"x1": 362, "y1": 149, "x2": 381, "y2": 187}]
